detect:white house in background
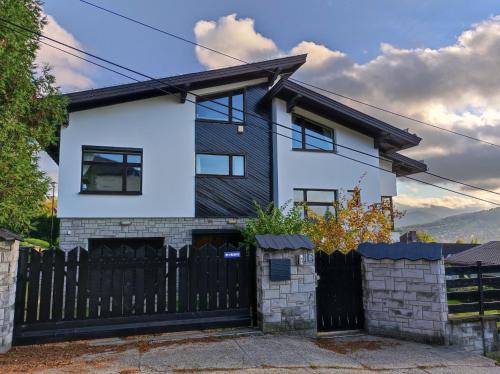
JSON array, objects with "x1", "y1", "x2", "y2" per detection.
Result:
[{"x1": 47, "y1": 54, "x2": 426, "y2": 251}]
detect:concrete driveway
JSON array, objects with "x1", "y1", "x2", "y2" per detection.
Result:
[{"x1": 1, "y1": 329, "x2": 498, "y2": 373}]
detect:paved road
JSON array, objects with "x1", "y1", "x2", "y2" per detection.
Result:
[{"x1": 4, "y1": 329, "x2": 499, "y2": 373}]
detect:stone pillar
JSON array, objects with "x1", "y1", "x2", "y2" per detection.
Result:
[
  {"x1": 362, "y1": 257, "x2": 448, "y2": 344},
  {"x1": 0, "y1": 230, "x2": 21, "y2": 353},
  {"x1": 256, "y1": 247, "x2": 317, "y2": 336}
]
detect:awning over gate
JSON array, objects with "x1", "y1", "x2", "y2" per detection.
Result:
[{"x1": 358, "y1": 242, "x2": 442, "y2": 260}]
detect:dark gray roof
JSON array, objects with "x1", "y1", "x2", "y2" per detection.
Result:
[
  {"x1": 442, "y1": 243, "x2": 480, "y2": 258},
  {"x1": 66, "y1": 54, "x2": 307, "y2": 112},
  {"x1": 445, "y1": 241, "x2": 500, "y2": 265},
  {"x1": 255, "y1": 234, "x2": 314, "y2": 251},
  {"x1": 382, "y1": 152, "x2": 427, "y2": 177},
  {"x1": 0, "y1": 228, "x2": 22, "y2": 241},
  {"x1": 358, "y1": 242, "x2": 442, "y2": 260},
  {"x1": 264, "y1": 78, "x2": 422, "y2": 153}
]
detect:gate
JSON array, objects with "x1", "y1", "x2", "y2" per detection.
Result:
[
  {"x1": 315, "y1": 250, "x2": 364, "y2": 331},
  {"x1": 14, "y1": 242, "x2": 255, "y2": 344}
]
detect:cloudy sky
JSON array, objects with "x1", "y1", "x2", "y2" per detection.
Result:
[{"x1": 39, "y1": 0, "x2": 500, "y2": 219}]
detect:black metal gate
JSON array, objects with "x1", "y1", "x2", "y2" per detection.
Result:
[
  {"x1": 315, "y1": 250, "x2": 364, "y2": 331},
  {"x1": 14, "y1": 241, "x2": 255, "y2": 344}
]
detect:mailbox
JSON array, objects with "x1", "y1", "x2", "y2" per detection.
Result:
[{"x1": 269, "y1": 259, "x2": 291, "y2": 281}]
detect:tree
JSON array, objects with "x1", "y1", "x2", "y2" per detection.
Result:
[
  {"x1": 0, "y1": 0, "x2": 67, "y2": 233},
  {"x1": 305, "y1": 186, "x2": 401, "y2": 254},
  {"x1": 416, "y1": 231, "x2": 436, "y2": 243},
  {"x1": 241, "y1": 201, "x2": 310, "y2": 246}
]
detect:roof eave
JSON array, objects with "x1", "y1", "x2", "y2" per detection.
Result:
[
  {"x1": 383, "y1": 152, "x2": 428, "y2": 177},
  {"x1": 266, "y1": 80, "x2": 422, "y2": 152},
  {"x1": 66, "y1": 54, "x2": 307, "y2": 112}
]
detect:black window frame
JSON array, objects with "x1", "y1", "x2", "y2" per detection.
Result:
[
  {"x1": 80, "y1": 145, "x2": 143, "y2": 195},
  {"x1": 347, "y1": 189, "x2": 361, "y2": 205},
  {"x1": 195, "y1": 153, "x2": 246, "y2": 178},
  {"x1": 293, "y1": 188, "x2": 338, "y2": 218},
  {"x1": 381, "y1": 196, "x2": 395, "y2": 230},
  {"x1": 292, "y1": 115, "x2": 335, "y2": 152},
  {"x1": 195, "y1": 89, "x2": 245, "y2": 124}
]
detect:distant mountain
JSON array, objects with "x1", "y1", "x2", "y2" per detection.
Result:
[
  {"x1": 399, "y1": 207, "x2": 500, "y2": 243},
  {"x1": 394, "y1": 204, "x2": 478, "y2": 227}
]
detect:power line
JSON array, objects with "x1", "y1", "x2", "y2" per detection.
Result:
[
  {"x1": 3, "y1": 19, "x2": 500, "y2": 207},
  {"x1": 79, "y1": 0, "x2": 500, "y2": 150}
]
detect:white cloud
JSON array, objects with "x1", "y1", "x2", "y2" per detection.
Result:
[
  {"x1": 36, "y1": 14, "x2": 93, "y2": 91},
  {"x1": 194, "y1": 14, "x2": 280, "y2": 69},
  {"x1": 394, "y1": 194, "x2": 490, "y2": 210},
  {"x1": 193, "y1": 14, "x2": 500, "y2": 206}
]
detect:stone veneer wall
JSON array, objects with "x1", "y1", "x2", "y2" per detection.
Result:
[
  {"x1": 0, "y1": 238, "x2": 19, "y2": 353},
  {"x1": 256, "y1": 248, "x2": 316, "y2": 336},
  {"x1": 448, "y1": 316, "x2": 499, "y2": 353},
  {"x1": 362, "y1": 257, "x2": 448, "y2": 344},
  {"x1": 59, "y1": 217, "x2": 247, "y2": 250}
]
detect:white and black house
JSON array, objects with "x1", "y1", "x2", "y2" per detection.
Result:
[{"x1": 52, "y1": 54, "x2": 426, "y2": 251}]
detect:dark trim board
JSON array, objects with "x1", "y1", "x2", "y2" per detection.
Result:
[{"x1": 14, "y1": 309, "x2": 251, "y2": 345}]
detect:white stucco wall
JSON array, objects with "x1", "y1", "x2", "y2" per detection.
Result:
[
  {"x1": 379, "y1": 158, "x2": 397, "y2": 197},
  {"x1": 58, "y1": 95, "x2": 196, "y2": 218},
  {"x1": 273, "y1": 99, "x2": 397, "y2": 206}
]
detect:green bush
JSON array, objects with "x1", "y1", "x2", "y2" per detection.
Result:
[
  {"x1": 21, "y1": 237, "x2": 50, "y2": 248},
  {"x1": 241, "y1": 201, "x2": 310, "y2": 246}
]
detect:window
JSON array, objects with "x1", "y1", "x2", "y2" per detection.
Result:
[
  {"x1": 347, "y1": 189, "x2": 361, "y2": 205},
  {"x1": 381, "y1": 196, "x2": 395, "y2": 229},
  {"x1": 292, "y1": 115, "x2": 334, "y2": 152},
  {"x1": 196, "y1": 91, "x2": 244, "y2": 123},
  {"x1": 81, "y1": 146, "x2": 142, "y2": 194},
  {"x1": 294, "y1": 189, "x2": 337, "y2": 217},
  {"x1": 196, "y1": 154, "x2": 245, "y2": 176}
]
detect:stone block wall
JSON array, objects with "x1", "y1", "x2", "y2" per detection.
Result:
[
  {"x1": 448, "y1": 316, "x2": 499, "y2": 353},
  {"x1": 0, "y1": 239, "x2": 19, "y2": 353},
  {"x1": 256, "y1": 248, "x2": 316, "y2": 336},
  {"x1": 59, "y1": 217, "x2": 247, "y2": 250},
  {"x1": 362, "y1": 257, "x2": 448, "y2": 344}
]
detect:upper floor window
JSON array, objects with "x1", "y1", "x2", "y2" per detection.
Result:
[
  {"x1": 196, "y1": 154, "x2": 245, "y2": 177},
  {"x1": 294, "y1": 188, "x2": 337, "y2": 217},
  {"x1": 196, "y1": 91, "x2": 244, "y2": 123},
  {"x1": 81, "y1": 146, "x2": 142, "y2": 194},
  {"x1": 292, "y1": 115, "x2": 334, "y2": 152}
]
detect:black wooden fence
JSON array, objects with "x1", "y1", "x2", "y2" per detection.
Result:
[
  {"x1": 315, "y1": 250, "x2": 364, "y2": 331},
  {"x1": 446, "y1": 262, "x2": 500, "y2": 314},
  {"x1": 14, "y1": 243, "x2": 255, "y2": 344}
]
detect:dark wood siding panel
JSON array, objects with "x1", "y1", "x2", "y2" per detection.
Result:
[{"x1": 195, "y1": 84, "x2": 272, "y2": 217}]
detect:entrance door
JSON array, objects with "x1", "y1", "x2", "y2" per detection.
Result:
[
  {"x1": 315, "y1": 250, "x2": 364, "y2": 331},
  {"x1": 192, "y1": 229, "x2": 243, "y2": 248}
]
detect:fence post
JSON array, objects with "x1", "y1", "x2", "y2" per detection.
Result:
[{"x1": 477, "y1": 261, "x2": 484, "y2": 316}]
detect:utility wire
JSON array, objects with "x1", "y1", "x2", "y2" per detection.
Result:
[
  {"x1": 79, "y1": 0, "x2": 500, "y2": 150},
  {"x1": 3, "y1": 19, "x2": 500, "y2": 207}
]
